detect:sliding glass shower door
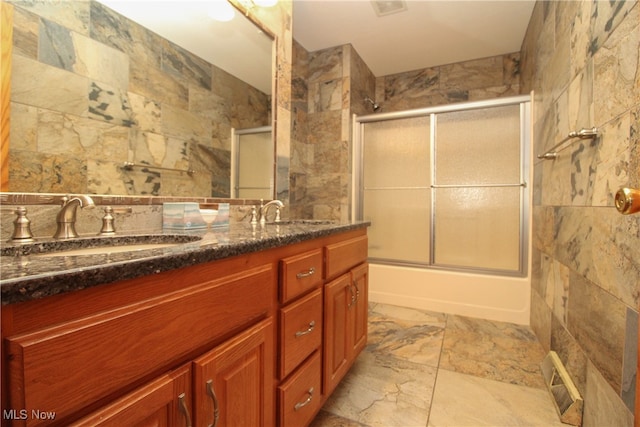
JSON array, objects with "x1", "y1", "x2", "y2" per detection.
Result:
[
  {"x1": 362, "y1": 116, "x2": 431, "y2": 264},
  {"x1": 232, "y1": 126, "x2": 274, "y2": 199},
  {"x1": 355, "y1": 96, "x2": 530, "y2": 276}
]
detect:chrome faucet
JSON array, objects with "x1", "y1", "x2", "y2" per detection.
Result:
[
  {"x1": 259, "y1": 199, "x2": 284, "y2": 225},
  {"x1": 54, "y1": 195, "x2": 96, "y2": 239}
]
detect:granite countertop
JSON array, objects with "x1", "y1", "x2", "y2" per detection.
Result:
[{"x1": 1, "y1": 221, "x2": 370, "y2": 305}]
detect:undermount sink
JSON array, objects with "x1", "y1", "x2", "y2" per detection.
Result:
[
  {"x1": 266, "y1": 219, "x2": 336, "y2": 226},
  {"x1": 2, "y1": 234, "x2": 202, "y2": 258}
]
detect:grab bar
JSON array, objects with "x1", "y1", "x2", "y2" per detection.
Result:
[
  {"x1": 431, "y1": 183, "x2": 526, "y2": 189},
  {"x1": 122, "y1": 162, "x2": 196, "y2": 175},
  {"x1": 365, "y1": 183, "x2": 527, "y2": 190},
  {"x1": 537, "y1": 127, "x2": 598, "y2": 160}
]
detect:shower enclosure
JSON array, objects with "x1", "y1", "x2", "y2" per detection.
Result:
[
  {"x1": 231, "y1": 126, "x2": 274, "y2": 199},
  {"x1": 353, "y1": 95, "x2": 532, "y2": 323}
]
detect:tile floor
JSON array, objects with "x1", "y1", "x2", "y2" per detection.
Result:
[{"x1": 310, "y1": 303, "x2": 566, "y2": 427}]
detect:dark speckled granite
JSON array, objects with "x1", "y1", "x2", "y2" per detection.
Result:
[{"x1": 1, "y1": 221, "x2": 369, "y2": 305}]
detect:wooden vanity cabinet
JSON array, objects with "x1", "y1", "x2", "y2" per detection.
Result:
[
  {"x1": 275, "y1": 231, "x2": 369, "y2": 427},
  {"x1": 1, "y1": 227, "x2": 368, "y2": 427},
  {"x1": 323, "y1": 236, "x2": 369, "y2": 396},
  {"x1": 2, "y1": 258, "x2": 277, "y2": 427},
  {"x1": 277, "y1": 249, "x2": 325, "y2": 426}
]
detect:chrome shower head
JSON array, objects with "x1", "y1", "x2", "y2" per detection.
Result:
[{"x1": 364, "y1": 96, "x2": 381, "y2": 112}]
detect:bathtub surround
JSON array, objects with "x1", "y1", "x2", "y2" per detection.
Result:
[
  {"x1": 290, "y1": 41, "x2": 520, "y2": 221},
  {"x1": 521, "y1": 0, "x2": 639, "y2": 425}
]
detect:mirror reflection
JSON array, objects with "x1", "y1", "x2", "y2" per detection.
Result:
[
  {"x1": 232, "y1": 126, "x2": 273, "y2": 199},
  {"x1": 7, "y1": 0, "x2": 274, "y2": 198}
]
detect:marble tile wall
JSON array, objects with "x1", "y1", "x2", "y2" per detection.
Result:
[
  {"x1": 375, "y1": 53, "x2": 520, "y2": 112},
  {"x1": 7, "y1": 0, "x2": 271, "y2": 198},
  {"x1": 521, "y1": 0, "x2": 639, "y2": 424},
  {"x1": 290, "y1": 43, "x2": 376, "y2": 221}
]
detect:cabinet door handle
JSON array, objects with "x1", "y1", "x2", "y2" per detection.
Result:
[
  {"x1": 178, "y1": 392, "x2": 193, "y2": 427},
  {"x1": 348, "y1": 284, "x2": 356, "y2": 308},
  {"x1": 294, "y1": 387, "x2": 315, "y2": 411},
  {"x1": 295, "y1": 320, "x2": 316, "y2": 337},
  {"x1": 206, "y1": 379, "x2": 220, "y2": 427},
  {"x1": 296, "y1": 267, "x2": 316, "y2": 279},
  {"x1": 353, "y1": 280, "x2": 360, "y2": 302}
]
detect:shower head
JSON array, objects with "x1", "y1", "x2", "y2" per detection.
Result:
[{"x1": 364, "y1": 96, "x2": 381, "y2": 112}]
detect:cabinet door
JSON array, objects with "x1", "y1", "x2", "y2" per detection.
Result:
[
  {"x1": 70, "y1": 364, "x2": 192, "y2": 427},
  {"x1": 193, "y1": 318, "x2": 274, "y2": 427},
  {"x1": 322, "y1": 274, "x2": 352, "y2": 396},
  {"x1": 323, "y1": 263, "x2": 369, "y2": 397},
  {"x1": 350, "y1": 262, "x2": 369, "y2": 358}
]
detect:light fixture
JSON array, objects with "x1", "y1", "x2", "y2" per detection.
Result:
[{"x1": 208, "y1": 0, "x2": 236, "y2": 22}]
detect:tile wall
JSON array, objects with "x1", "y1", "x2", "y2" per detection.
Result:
[
  {"x1": 8, "y1": 0, "x2": 271, "y2": 197},
  {"x1": 521, "y1": 1, "x2": 639, "y2": 425},
  {"x1": 290, "y1": 42, "x2": 376, "y2": 220},
  {"x1": 374, "y1": 52, "x2": 520, "y2": 111}
]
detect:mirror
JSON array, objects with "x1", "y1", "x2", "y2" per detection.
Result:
[{"x1": 5, "y1": 0, "x2": 276, "y2": 198}]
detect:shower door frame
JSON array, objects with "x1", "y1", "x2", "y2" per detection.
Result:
[
  {"x1": 352, "y1": 95, "x2": 531, "y2": 277},
  {"x1": 231, "y1": 125, "x2": 274, "y2": 199}
]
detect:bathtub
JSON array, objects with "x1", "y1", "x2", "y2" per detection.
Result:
[{"x1": 368, "y1": 263, "x2": 531, "y2": 325}]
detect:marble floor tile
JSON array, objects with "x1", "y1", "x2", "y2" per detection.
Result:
[
  {"x1": 309, "y1": 410, "x2": 369, "y2": 427},
  {"x1": 320, "y1": 350, "x2": 437, "y2": 427},
  {"x1": 368, "y1": 303, "x2": 446, "y2": 367},
  {"x1": 427, "y1": 369, "x2": 565, "y2": 427},
  {"x1": 440, "y1": 315, "x2": 547, "y2": 389},
  {"x1": 313, "y1": 304, "x2": 563, "y2": 427}
]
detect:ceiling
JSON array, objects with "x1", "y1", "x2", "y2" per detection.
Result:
[{"x1": 293, "y1": 0, "x2": 536, "y2": 77}]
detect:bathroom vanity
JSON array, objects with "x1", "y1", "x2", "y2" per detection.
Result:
[{"x1": 0, "y1": 221, "x2": 369, "y2": 426}]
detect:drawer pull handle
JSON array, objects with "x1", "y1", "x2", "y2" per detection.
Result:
[
  {"x1": 294, "y1": 387, "x2": 315, "y2": 411},
  {"x1": 206, "y1": 379, "x2": 220, "y2": 427},
  {"x1": 295, "y1": 320, "x2": 316, "y2": 337},
  {"x1": 178, "y1": 392, "x2": 193, "y2": 427},
  {"x1": 296, "y1": 267, "x2": 316, "y2": 279}
]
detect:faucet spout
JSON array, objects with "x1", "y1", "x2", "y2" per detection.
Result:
[
  {"x1": 54, "y1": 195, "x2": 96, "y2": 239},
  {"x1": 259, "y1": 199, "x2": 284, "y2": 225}
]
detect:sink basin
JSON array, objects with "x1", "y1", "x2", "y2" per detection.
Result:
[
  {"x1": 33, "y1": 242, "x2": 183, "y2": 257},
  {"x1": 2, "y1": 234, "x2": 202, "y2": 258},
  {"x1": 266, "y1": 219, "x2": 336, "y2": 226}
]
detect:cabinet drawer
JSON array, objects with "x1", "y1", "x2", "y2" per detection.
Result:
[
  {"x1": 278, "y1": 351, "x2": 322, "y2": 427},
  {"x1": 325, "y1": 235, "x2": 368, "y2": 280},
  {"x1": 279, "y1": 288, "x2": 323, "y2": 379},
  {"x1": 280, "y1": 249, "x2": 323, "y2": 303},
  {"x1": 5, "y1": 265, "x2": 274, "y2": 425}
]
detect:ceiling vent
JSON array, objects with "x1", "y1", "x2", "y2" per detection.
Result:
[{"x1": 370, "y1": 0, "x2": 407, "y2": 17}]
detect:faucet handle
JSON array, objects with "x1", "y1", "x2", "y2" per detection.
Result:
[
  {"x1": 274, "y1": 206, "x2": 282, "y2": 223},
  {"x1": 99, "y1": 206, "x2": 132, "y2": 236},
  {"x1": 9, "y1": 207, "x2": 35, "y2": 243},
  {"x1": 250, "y1": 205, "x2": 258, "y2": 225}
]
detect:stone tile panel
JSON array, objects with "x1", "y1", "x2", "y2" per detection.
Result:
[{"x1": 567, "y1": 271, "x2": 626, "y2": 394}]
